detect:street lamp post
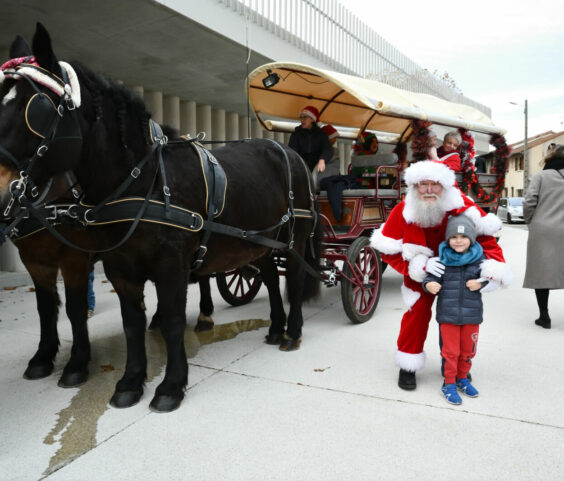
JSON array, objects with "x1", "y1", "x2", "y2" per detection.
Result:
[
  {"x1": 510, "y1": 99, "x2": 529, "y2": 194},
  {"x1": 523, "y1": 99, "x2": 529, "y2": 193}
]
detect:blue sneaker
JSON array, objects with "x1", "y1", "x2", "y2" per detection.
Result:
[
  {"x1": 456, "y1": 378, "x2": 479, "y2": 397},
  {"x1": 441, "y1": 383, "x2": 462, "y2": 405}
]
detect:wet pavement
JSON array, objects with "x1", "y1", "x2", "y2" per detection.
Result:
[{"x1": 0, "y1": 225, "x2": 563, "y2": 481}]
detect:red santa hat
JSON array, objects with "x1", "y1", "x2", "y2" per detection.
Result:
[
  {"x1": 300, "y1": 105, "x2": 320, "y2": 122},
  {"x1": 321, "y1": 124, "x2": 338, "y2": 140},
  {"x1": 404, "y1": 160, "x2": 455, "y2": 189}
]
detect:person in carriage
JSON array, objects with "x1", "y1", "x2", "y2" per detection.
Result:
[
  {"x1": 288, "y1": 105, "x2": 334, "y2": 173},
  {"x1": 370, "y1": 160, "x2": 511, "y2": 391}
]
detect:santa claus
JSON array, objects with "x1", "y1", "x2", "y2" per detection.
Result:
[{"x1": 370, "y1": 160, "x2": 510, "y2": 390}]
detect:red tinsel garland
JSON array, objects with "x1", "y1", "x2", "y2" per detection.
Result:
[{"x1": 460, "y1": 134, "x2": 511, "y2": 204}]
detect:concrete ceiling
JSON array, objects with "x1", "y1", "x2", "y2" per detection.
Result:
[{"x1": 1, "y1": 0, "x2": 272, "y2": 115}]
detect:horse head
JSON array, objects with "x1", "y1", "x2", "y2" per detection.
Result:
[{"x1": 0, "y1": 22, "x2": 83, "y2": 219}]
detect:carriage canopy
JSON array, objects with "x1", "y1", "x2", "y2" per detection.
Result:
[{"x1": 247, "y1": 62, "x2": 505, "y2": 142}]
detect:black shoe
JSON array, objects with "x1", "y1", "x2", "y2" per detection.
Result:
[
  {"x1": 535, "y1": 312, "x2": 551, "y2": 329},
  {"x1": 398, "y1": 369, "x2": 416, "y2": 390}
]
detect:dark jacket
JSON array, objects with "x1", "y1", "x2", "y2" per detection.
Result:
[
  {"x1": 288, "y1": 125, "x2": 333, "y2": 171},
  {"x1": 423, "y1": 254, "x2": 486, "y2": 324}
]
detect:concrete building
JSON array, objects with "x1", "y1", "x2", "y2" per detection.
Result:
[
  {"x1": 0, "y1": 0, "x2": 494, "y2": 271},
  {"x1": 502, "y1": 130, "x2": 564, "y2": 198}
]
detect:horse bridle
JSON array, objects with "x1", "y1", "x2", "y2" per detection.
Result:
[{"x1": 0, "y1": 59, "x2": 82, "y2": 218}]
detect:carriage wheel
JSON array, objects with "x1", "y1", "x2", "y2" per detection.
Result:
[
  {"x1": 340, "y1": 236, "x2": 382, "y2": 324},
  {"x1": 216, "y1": 267, "x2": 263, "y2": 306}
]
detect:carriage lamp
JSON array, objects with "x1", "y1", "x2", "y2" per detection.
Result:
[{"x1": 262, "y1": 69, "x2": 280, "y2": 88}]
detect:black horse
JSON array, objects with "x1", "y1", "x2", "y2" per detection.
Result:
[
  {"x1": 0, "y1": 36, "x2": 220, "y2": 391},
  {"x1": 0, "y1": 23, "x2": 321, "y2": 412}
]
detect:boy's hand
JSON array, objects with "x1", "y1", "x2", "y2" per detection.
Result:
[
  {"x1": 425, "y1": 281, "x2": 441, "y2": 295},
  {"x1": 466, "y1": 279, "x2": 482, "y2": 291}
]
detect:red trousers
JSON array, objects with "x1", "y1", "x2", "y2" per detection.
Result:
[{"x1": 440, "y1": 323, "x2": 479, "y2": 384}]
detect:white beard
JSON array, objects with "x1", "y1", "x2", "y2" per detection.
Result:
[{"x1": 405, "y1": 186, "x2": 448, "y2": 228}]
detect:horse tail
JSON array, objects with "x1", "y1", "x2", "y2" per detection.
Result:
[{"x1": 302, "y1": 201, "x2": 323, "y2": 301}]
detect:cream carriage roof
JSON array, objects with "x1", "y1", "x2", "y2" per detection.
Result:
[{"x1": 247, "y1": 62, "x2": 505, "y2": 142}]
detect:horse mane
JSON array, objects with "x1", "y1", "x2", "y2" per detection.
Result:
[{"x1": 69, "y1": 61, "x2": 154, "y2": 167}]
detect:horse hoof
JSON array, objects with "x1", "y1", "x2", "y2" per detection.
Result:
[
  {"x1": 279, "y1": 337, "x2": 301, "y2": 351},
  {"x1": 195, "y1": 320, "x2": 214, "y2": 332},
  {"x1": 58, "y1": 370, "x2": 88, "y2": 388},
  {"x1": 23, "y1": 363, "x2": 53, "y2": 380},
  {"x1": 149, "y1": 395, "x2": 182, "y2": 413},
  {"x1": 265, "y1": 332, "x2": 284, "y2": 345},
  {"x1": 110, "y1": 390, "x2": 143, "y2": 408}
]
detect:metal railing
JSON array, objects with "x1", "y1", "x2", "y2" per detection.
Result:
[{"x1": 219, "y1": 0, "x2": 490, "y2": 115}]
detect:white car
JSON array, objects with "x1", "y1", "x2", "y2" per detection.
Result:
[{"x1": 497, "y1": 197, "x2": 524, "y2": 224}]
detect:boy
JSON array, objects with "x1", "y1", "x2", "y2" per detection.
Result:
[
  {"x1": 423, "y1": 215, "x2": 499, "y2": 405},
  {"x1": 437, "y1": 131, "x2": 462, "y2": 172}
]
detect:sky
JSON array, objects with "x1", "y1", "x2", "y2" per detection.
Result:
[{"x1": 341, "y1": 0, "x2": 564, "y2": 144}]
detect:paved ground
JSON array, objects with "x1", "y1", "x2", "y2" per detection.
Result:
[{"x1": 0, "y1": 225, "x2": 563, "y2": 481}]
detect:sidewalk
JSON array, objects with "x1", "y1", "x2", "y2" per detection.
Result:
[{"x1": 0, "y1": 225, "x2": 563, "y2": 481}]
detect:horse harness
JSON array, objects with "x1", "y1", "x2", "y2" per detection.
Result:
[
  {"x1": 0, "y1": 58, "x2": 317, "y2": 273},
  {"x1": 2, "y1": 121, "x2": 317, "y2": 274}
]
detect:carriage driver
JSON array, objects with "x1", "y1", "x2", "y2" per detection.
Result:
[{"x1": 370, "y1": 161, "x2": 511, "y2": 390}]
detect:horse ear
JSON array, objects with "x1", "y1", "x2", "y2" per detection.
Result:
[
  {"x1": 32, "y1": 22, "x2": 60, "y2": 73},
  {"x1": 9, "y1": 35, "x2": 32, "y2": 58}
]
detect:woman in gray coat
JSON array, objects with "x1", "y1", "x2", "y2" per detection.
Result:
[{"x1": 523, "y1": 143, "x2": 564, "y2": 329}]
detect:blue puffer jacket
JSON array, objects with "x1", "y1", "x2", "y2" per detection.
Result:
[{"x1": 423, "y1": 254, "x2": 486, "y2": 325}]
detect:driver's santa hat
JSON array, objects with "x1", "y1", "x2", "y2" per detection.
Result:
[
  {"x1": 300, "y1": 105, "x2": 320, "y2": 122},
  {"x1": 404, "y1": 160, "x2": 455, "y2": 189}
]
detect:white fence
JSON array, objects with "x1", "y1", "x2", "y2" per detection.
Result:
[{"x1": 219, "y1": 0, "x2": 490, "y2": 115}]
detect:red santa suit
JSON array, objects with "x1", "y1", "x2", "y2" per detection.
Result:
[
  {"x1": 370, "y1": 161, "x2": 510, "y2": 372},
  {"x1": 437, "y1": 145, "x2": 462, "y2": 172}
]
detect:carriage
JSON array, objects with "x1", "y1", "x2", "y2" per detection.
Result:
[{"x1": 216, "y1": 62, "x2": 509, "y2": 323}]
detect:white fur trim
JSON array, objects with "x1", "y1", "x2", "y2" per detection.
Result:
[
  {"x1": 462, "y1": 206, "x2": 502, "y2": 236},
  {"x1": 370, "y1": 226, "x2": 402, "y2": 255},
  {"x1": 13, "y1": 66, "x2": 65, "y2": 97},
  {"x1": 395, "y1": 350, "x2": 425, "y2": 371},
  {"x1": 2, "y1": 85, "x2": 17, "y2": 105},
  {"x1": 300, "y1": 108, "x2": 317, "y2": 122},
  {"x1": 402, "y1": 243, "x2": 434, "y2": 261},
  {"x1": 401, "y1": 284, "x2": 421, "y2": 309},
  {"x1": 0, "y1": 70, "x2": 4, "y2": 83},
  {"x1": 59, "y1": 61, "x2": 81, "y2": 107},
  {"x1": 408, "y1": 254, "x2": 428, "y2": 282},
  {"x1": 404, "y1": 161, "x2": 455, "y2": 188},
  {"x1": 480, "y1": 259, "x2": 513, "y2": 287}
]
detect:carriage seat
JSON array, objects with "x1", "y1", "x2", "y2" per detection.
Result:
[
  {"x1": 350, "y1": 152, "x2": 399, "y2": 173},
  {"x1": 313, "y1": 162, "x2": 341, "y2": 192}
]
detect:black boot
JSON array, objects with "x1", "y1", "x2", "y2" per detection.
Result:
[
  {"x1": 535, "y1": 310, "x2": 551, "y2": 329},
  {"x1": 398, "y1": 369, "x2": 416, "y2": 390}
]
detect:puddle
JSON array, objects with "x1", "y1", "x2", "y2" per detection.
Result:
[{"x1": 42, "y1": 318, "x2": 270, "y2": 476}]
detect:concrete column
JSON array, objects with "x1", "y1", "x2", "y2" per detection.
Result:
[
  {"x1": 180, "y1": 100, "x2": 197, "y2": 137},
  {"x1": 226, "y1": 112, "x2": 239, "y2": 141},
  {"x1": 131, "y1": 86, "x2": 144, "y2": 99},
  {"x1": 212, "y1": 109, "x2": 226, "y2": 148},
  {"x1": 251, "y1": 119, "x2": 263, "y2": 139},
  {"x1": 274, "y1": 132, "x2": 285, "y2": 143},
  {"x1": 197, "y1": 104, "x2": 212, "y2": 142},
  {"x1": 263, "y1": 130, "x2": 275, "y2": 140},
  {"x1": 0, "y1": 242, "x2": 25, "y2": 272},
  {"x1": 144, "y1": 91, "x2": 163, "y2": 124},
  {"x1": 239, "y1": 116, "x2": 250, "y2": 139},
  {"x1": 163, "y1": 95, "x2": 180, "y2": 130},
  {"x1": 283, "y1": 133, "x2": 291, "y2": 145}
]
